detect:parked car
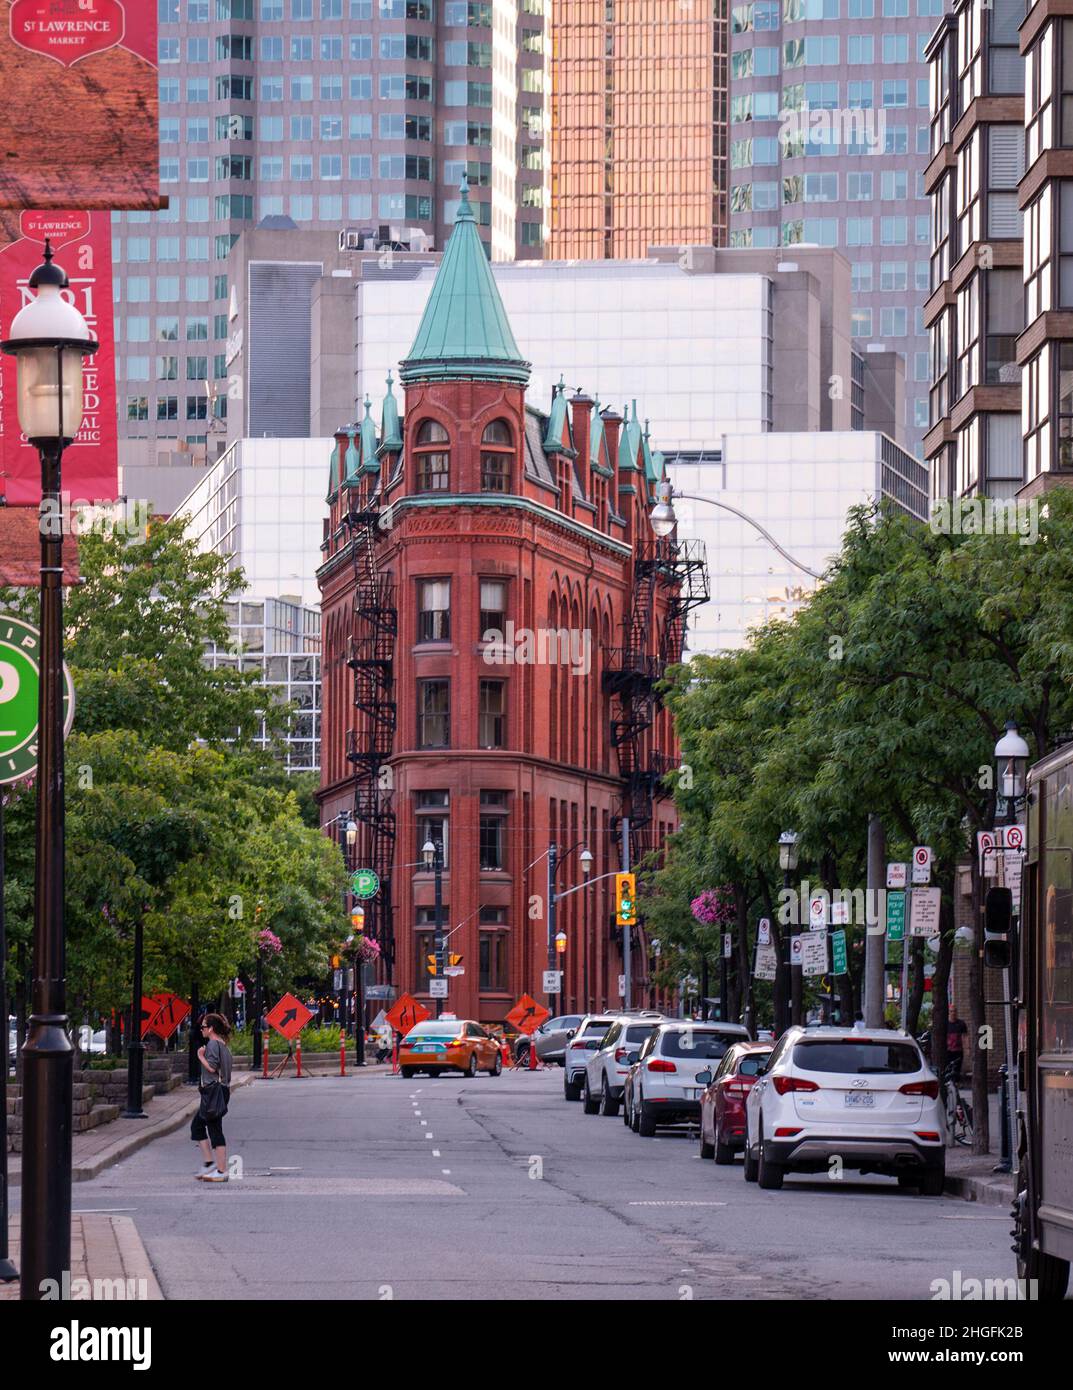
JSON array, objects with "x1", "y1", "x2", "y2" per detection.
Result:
[
  {"x1": 563, "y1": 1014, "x2": 618, "y2": 1101},
  {"x1": 743, "y1": 1026, "x2": 945, "y2": 1193},
  {"x1": 398, "y1": 1019, "x2": 503, "y2": 1078},
  {"x1": 533, "y1": 1014, "x2": 583, "y2": 1066},
  {"x1": 624, "y1": 1021, "x2": 751, "y2": 1136},
  {"x1": 581, "y1": 1013, "x2": 665, "y2": 1115},
  {"x1": 698, "y1": 1041, "x2": 772, "y2": 1163}
]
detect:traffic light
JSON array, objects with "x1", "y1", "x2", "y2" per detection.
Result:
[
  {"x1": 615, "y1": 872, "x2": 637, "y2": 927},
  {"x1": 984, "y1": 886, "x2": 1013, "y2": 969},
  {"x1": 426, "y1": 953, "x2": 462, "y2": 976}
]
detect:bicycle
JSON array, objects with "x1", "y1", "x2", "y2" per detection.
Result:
[{"x1": 942, "y1": 1062, "x2": 974, "y2": 1146}]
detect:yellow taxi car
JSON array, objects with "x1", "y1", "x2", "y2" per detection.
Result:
[{"x1": 399, "y1": 1018, "x2": 503, "y2": 1078}]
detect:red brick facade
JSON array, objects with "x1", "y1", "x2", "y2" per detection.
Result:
[{"x1": 317, "y1": 377, "x2": 684, "y2": 1025}]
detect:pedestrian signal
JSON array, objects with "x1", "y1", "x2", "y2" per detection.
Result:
[{"x1": 615, "y1": 872, "x2": 637, "y2": 927}]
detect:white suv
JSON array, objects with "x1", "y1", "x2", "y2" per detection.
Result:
[
  {"x1": 581, "y1": 1013, "x2": 665, "y2": 1116},
  {"x1": 563, "y1": 1014, "x2": 618, "y2": 1101},
  {"x1": 626, "y1": 1021, "x2": 751, "y2": 1135},
  {"x1": 743, "y1": 1026, "x2": 946, "y2": 1194}
]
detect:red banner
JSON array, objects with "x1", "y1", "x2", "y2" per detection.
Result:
[
  {"x1": 0, "y1": 209, "x2": 117, "y2": 505},
  {"x1": 0, "y1": 1, "x2": 158, "y2": 209}
]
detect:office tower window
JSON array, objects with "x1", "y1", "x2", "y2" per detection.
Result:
[
  {"x1": 882, "y1": 170, "x2": 908, "y2": 200},
  {"x1": 880, "y1": 307, "x2": 908, "y2": 336},
  {"x1": 157, "y1": 355, "x2": 178, "y2": 380},
  {"x1": 847, "y1": 172, "x2": 873, "y2": 200},
  {"x1": 479, "y1": 792, "x2": 508, "y2": 871},
  {"x1": 848, "y1": 36, "x2": 873, "y2": 64},
  {"x1": 883, "y1": 34, "x2": 908, "y2": 62},
  {"x1": 880, "y1": 262, "x2": 908, "y2": 292},
  {"x1": 882, "y1": 80, "x2": 909, "y2": 108},
  {"x1": 127, "y1": 396, "x2": 149, "y2": 420},
  {"x1": 852, "y1": 262, "x2": 873, "y2": 292},
  {"x1": 846, "y1": 217, "x2": 874, "y2": 246},
  {"x1": 852, "y1": 308, "x2": 873, "y2": 336},
  {"x1": 415, "y1": 793, "x2": 449, "y2": 871},
  {"x1": 848, "y1": 81, "x2": 873, "y2": 108}
]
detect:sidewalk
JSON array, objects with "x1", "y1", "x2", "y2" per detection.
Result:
[
  {"x1": 1, "y1": 1214, "x2": 163, "y2": 1302},
  {"x1": 944, "y1": 1090, "x2": 1015, "y2": 1209},
  {"x1": 7, "y1": 1073, "x2": 253, "y2": 1185}
]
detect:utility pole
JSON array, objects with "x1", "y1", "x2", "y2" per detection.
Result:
[
  {"x1": 865, "y1": 814, "x2": 886, "y2": 1028},
  {"x1": 547, "y1": 844, "x2": 557, "y2": 1014}
]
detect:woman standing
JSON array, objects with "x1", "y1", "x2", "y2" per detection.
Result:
[{"x1": 192, "y1": 1013, "x2": 233, "y2": 1182}]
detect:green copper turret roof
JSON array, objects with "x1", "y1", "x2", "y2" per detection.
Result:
[
  {"x1": 327, "y1": 435, "x2": 341, "y2": 499},
  {"x1": 619, "y1": 401, "x2": 641, "y2": 472},
  {"x1": 642, "y1": 420, "x2": 660, "y2": 485},
  {"x1": 543, "y1": 378, "x2": 570, "y2": 453},
  {"x1": 379, "y1": 372, "x2": 402, "y2": 452},
  {"x1": 343, "y1": 426, "x2": 360, "y2": 483},
  {"x1": 359, "y1": 396, "x2": 380, "y2": 472},
  {"x1": 589, "y1": 397, "x2": 605, "y2": 467},
  {"x1": 399, "y1": 179, "x2": 531, "y2": 386}
]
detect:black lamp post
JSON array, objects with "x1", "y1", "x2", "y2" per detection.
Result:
[
  {"x1": 1, "y1": 241, "x2": 98, "y2": 1300},
  {"x1": 121, "y1": 911, "x2": 148, "y2": 1119},
  {"x1": 547, "y1": 843, "x2": 592, "y2": 1014},
  {"x1": 778, "y1": 830, "x2": 800, "y2": 1032}
]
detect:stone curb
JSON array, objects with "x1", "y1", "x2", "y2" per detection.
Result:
[
  {"x1": 108, "y1": 1215, "x2": 164, "y2": 1301},
  {"x1": 945, "y1": 1169, "x2": 1015, "y2": 1209}
]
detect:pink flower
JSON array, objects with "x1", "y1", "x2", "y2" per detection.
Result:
[
  {"x1": 691, "y1": 889, "x2": 736, "y2": 927},
  {"x1": 258, "y1": 928, "x2": 283, "y2": 956}
]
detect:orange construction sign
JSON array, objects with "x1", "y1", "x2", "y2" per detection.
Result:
[
  {"x1": 506, "y1": 994, "x2": 550, "y2": 1036},
  {"x1": 266, "y1": 992, "x2": 314, "y2": 1041},
  {"x1": 146, "y1": 992, "x2": 190, "y2": 1041},
  {"x1": 385, "y1": 993, "x2": 431, "y2": 1036}
]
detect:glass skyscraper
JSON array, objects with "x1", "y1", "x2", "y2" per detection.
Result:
[
  {"x1": 727, "y1": 0, "x2": 945, "y2": 456},
  {"x1": 117, "y1": 0, "x2": 546, "y2": 461}
]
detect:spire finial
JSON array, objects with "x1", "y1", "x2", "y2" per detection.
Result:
[
  {"x1": 386, "y1": 370, "x2": 394, "y2": 391},
  {"x1": 43, "y1": 238, "x2": 54, "y2": 264}
]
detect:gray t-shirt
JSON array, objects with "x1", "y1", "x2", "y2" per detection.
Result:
[{"x1": 202, "y1": 1037, "x2": 232, "y2": 1087}]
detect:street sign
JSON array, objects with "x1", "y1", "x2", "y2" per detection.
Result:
[
  {"x1": 754, "y1": 943, "x2": 778, "y2": 981},
  {"x1": 757, "y1": 917, "x2": 771, "y2": 946},
  {"x1": 231, "y1": 978, "x2": 245, "y2": 997},
  {"x1": 831, "y1": 929, "x2": 847, "y2": 975},
  {"x1": 266, "y1": 992, "x2": 314, "y2": 1041},
  {"x1": 911, "y1": 846, "x2": 932, "y2": 884},
  {"x1": 443, "y1": 965, "x2": 465, "y2": 977},
  {"x1": 542, "y1": 970, "x2": 562, "y2": 994},
  {"x1": 365, "y1": 984, "x2": 396, "y2": 1000},
  {"x1": 351, "y1": 868, "x2": 380, "y2": 898},
  {"x1": 977, "y1": 831, "x2": 997, "y2": 876},
  {"x1": 723, "y1": 932, "x2": 733, "y2": 959},
  {"x1": 506, "y1": 994, "x2": 550, "y2": 1035},
  {"x1": 910, "y1": 886, "x2": 942, "y2": 937},
  {"x1": 333, "y1": 969, "x2": 343, "y2": 991},
  {"x1": 886, "y1": 890, "x2": 906, "y2": 942},
  {"x1": 790, "y1": 936, "x2": 803, "y2": 966},
  {"x1": 370, "y1": 1009, "x2": 388, "y2": 1032},
  {"x1": 0, "y1": 612, "x2": 76, "y2": 784},
  {"x1": 800, "y1": 931, "x2": 828, "y2": 977},
  {"x1": 146, "y1": 993, "x2": 190, "y2": 1042},
  {"x1": 1002, "y1": 825, "x2": 1026, "y2": 852},
  {"x1": 429, "y1": 978, "x2": 448, "y2": 999},
  {"x1": 139, "y1": 995, "x2": 163, "y2": 1040},
  {"x1": 886, "y1": 862, "x2": 907, "y2": 890},
  {"x1": 385, "y1": 992, "x2": 430, "y2": 1035},
  {"x1": 831, "y1": 900, "x2": 849, "y2": 926},
  {"x1": 809, "y1": 895, "x2": 827, "y2": 930}
]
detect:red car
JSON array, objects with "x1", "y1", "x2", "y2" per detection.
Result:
[{"x1": 699, "y1": 1042, "x2": 772, "y2": 1164}]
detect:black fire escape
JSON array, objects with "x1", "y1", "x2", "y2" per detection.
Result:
[
  {"x1": 343, "y1": 492, "x2": 398, "y2": 970},
  {"x1": 603, "y1": 536, "x2": 709, "y2": 867}
]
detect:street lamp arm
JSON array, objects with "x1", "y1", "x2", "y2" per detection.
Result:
[
  {"x1": 554, "y1": 869, "x2": 621, "y2": 902},
  {"x1": 672, "y1": 491, "x2": 824, "y2": 580}
]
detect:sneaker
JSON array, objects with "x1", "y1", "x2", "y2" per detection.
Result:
[
  {"x1": 197, "y1": 1162, "x2": 214, "y2": 1178},
  {"x1": 201, "y1": 1171, "x2": 229, "y2": 1183}
]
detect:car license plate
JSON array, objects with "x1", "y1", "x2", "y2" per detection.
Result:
[{"x1": 845, "y1": 1092, "x2": 874, "y2": 1107}]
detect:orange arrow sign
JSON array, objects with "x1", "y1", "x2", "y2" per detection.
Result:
[
  {"x1": 385, "y1": 992, "x2": 431, "y2": 1036},
  {"x1": 266, "y1": 992, "x2": 314, "y2": 1041},
  {"x1": 506, "y1": 994, "x2": 550, "y2": 1036}
]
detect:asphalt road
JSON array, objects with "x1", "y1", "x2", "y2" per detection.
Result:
[{"x1": 63, "y1": 1067, "x2": 1011, "y2": 1300}]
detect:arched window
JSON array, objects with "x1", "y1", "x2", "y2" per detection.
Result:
[
  {"x1": 480, "y1": 419, "x2": 512, "y2": 493},
  {"x1": 414, "y1": 419, "x2": 449, "y2": 492}
]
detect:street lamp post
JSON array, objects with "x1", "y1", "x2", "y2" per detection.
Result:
[
  {"x1": 422, "y1": 839, "x2": 445, "y2": 1017},
  {"x1": 346, "y1": 820, "x2": 365, "y2": 1065},
  {"x1": 649, "y1": 477, "x2": 823, "y2": 579},
  {"x1": 1, "y1": 241, "x2": 98, "y2": 1299},
  {"x1": 993, "y1": 720, "x2": 1029, "y2": 1176},
  {"x1": 778, "y1": 831, "x2": 800, "y2": 1031},
  {"x1": 121, "y1": 911, "x2": 148, "y2": 1119},
  {"x1": 547, "y1": 844, "x2": 592, "y2": 1014}
]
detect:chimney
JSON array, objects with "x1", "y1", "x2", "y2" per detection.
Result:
[
  {"x1": 569, "y1": 390, "x2": 594, "y2": 480},
  {"x1": 600, "y1": 404, "x2": 623, "y2": 504}
]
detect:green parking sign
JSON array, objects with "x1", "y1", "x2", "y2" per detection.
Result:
[
  {"x1": 886, "y1": 890, "x2": 906, "y2": 942},
  {"x1": 831, "y1": 929, "x2": 847, "y2": 975},
  {"x1": 351, "y1": 868, "x2": 380, "y2": 899},
  {"x1": 0, "y1": 613, "x2": 75, "y2": 785}
]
